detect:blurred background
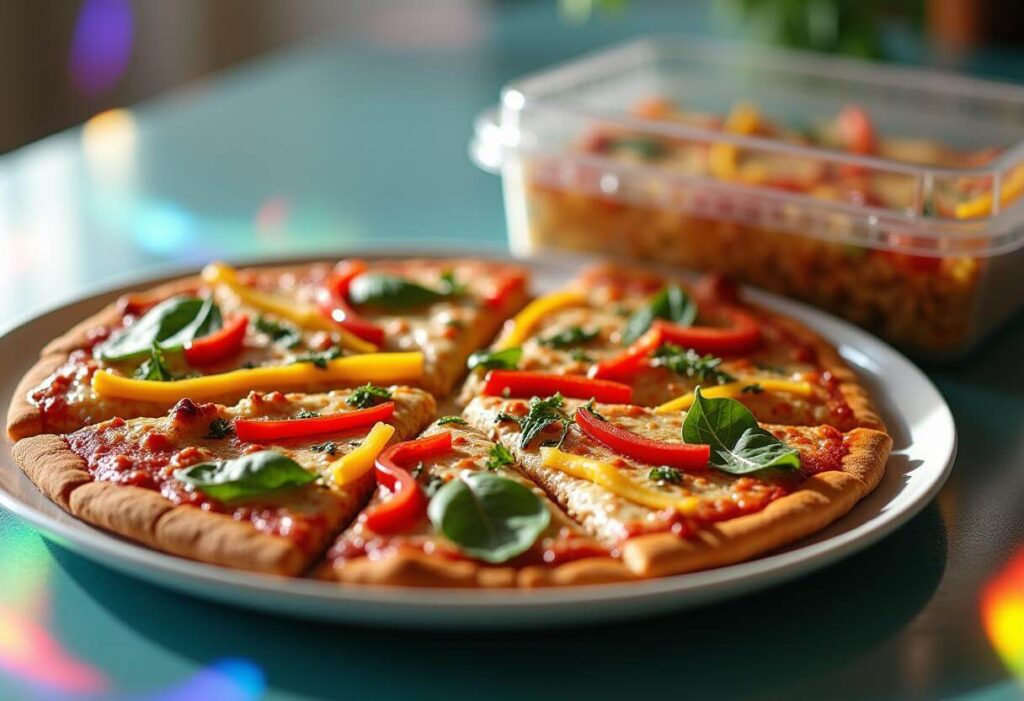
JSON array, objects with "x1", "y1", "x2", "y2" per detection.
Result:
[{"x1": 2, "y1": 0, "x2": 1023, "y2": 154}]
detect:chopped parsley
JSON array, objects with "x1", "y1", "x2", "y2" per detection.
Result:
[
  {"x1": 255, "y1": 315, "x2": 301, "y2": 348},
  {"x1": 539, "y1": 326, "x2": 599, "y2": 349},
  {"x1": 345, "y1": 383, "x2": 392, "y2": 409},
  {"x1": 485, "y1": 444, "x2": 515, "y2": 471},
  {"x1": 742, "y1": 383, "x2": 765, "y2": 394},
  {"x1": 205, "y1": 418, "x2": 235, "y2": 440},
  {"x1": 580, "y1": 398, "x2": 607, "y2": 422},
  {"x1": 295, "y1": 409, "x2": 320, "y2": 419},
  {"x1": 309, "y1": 441, "x2": 338, "y2": 456},
  {"x1": 650, "y1": 344, "x2": 735, "y2": 385},
  {"x1": 437, "y1": 416, "x2": 467, "y2": 426},
  {"x1": 649, "y1": 466, "x2": 684, "y2": 485},
  {"x1": 497, "y1": 393, "x2": 574, "y2": 450},
  {"x1": 291, "y1": 347, "x2": 342, "y2": 369}
]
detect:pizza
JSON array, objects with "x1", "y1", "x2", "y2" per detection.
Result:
[
  {"x1": 8, "y1": 258, "x2": 527, "y2": 439},
  {"x1": 12, "y1": 385, "x2": 436, "y2": 574},
  {"x1": 463, "y1": 263, "x2": 882, "y2": 432},
  {"x1": 320, "y1": 419, "x2": 628, "y2": 587},
  {"x1": 462, "y1": 393, "x2": 890, "y2": 577},
  {"x1": 6, "y1": 257, "x2": 893, "y2": 588}
]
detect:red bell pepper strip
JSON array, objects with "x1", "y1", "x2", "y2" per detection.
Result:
[
  {"x1": 484, "y1": 271, "x2": 527, "y2": 309},
  {"x1": 576, "y1": 407, "x2": 710, "y2": 469},
  {"x1": 235, "y1": 401, "x2": 395, "y2": 442},
  {"x1": 318, "y1": 259, "x2": 385, "y2": 346},
  {"x1": 183, "y1": 314, "x2": 249, "y2": 367},
  {"x1": 482, "y1": 370, "x2": 633, "y2": 404},
  {"x1": 652, "y1": 305, "x2": 761, "y2": 355},
  {"x1": 588, "y1": 328, "x2": 663, "y2": 382},
  {"x1": 364, "y1": 431, "x2": 452, "y2": 534},
  {"x1": 837, "y1": 105, "x2": 875, "y2": 177}
]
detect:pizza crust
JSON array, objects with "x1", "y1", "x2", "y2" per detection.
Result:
[
  {"x1": 8, "y1": 354, "x2": 68, "y2": 440},
  {"x1": 325, "y1": 549, "x2": 630, "y2": 588},
  {"x1": 619, "y1": 428, "x2": 892, "y2": 577},
  {"x1": 12, "y1": 434, "x2": 311, "y2": 575}
]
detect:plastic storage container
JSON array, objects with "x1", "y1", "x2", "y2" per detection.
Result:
[{"x1": 471, "y1": 37, "x2": 1024, "y2": 360}]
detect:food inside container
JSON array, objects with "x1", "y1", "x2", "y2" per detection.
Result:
[{"x1": 472, "y1": 37, "x2": 1024, "y2": 360}]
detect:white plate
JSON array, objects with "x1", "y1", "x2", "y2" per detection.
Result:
[{"x1": 0, "y1": 253, "x2": 956, "y2": 628}]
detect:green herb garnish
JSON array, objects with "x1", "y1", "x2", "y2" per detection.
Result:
[
  {"x1": 622, "y1": 285, "x2": 697, "y2": 343},
  {"x1": 485, "y1": 444, "x2": 515, "y2": 471},
  {"x1": 569, "y1": 348, "x2": 593, "y2": 363},
  {"x1": 650, "y1": 344, "x2": 735, "y2": 385},
  {"x1": 427, "y1": 472, "x2": 550, "y2": 563},
  {"x1": 438, "y1": 270, "x2": 468, "y2": 296},
  {"x1": 497, "y1": 393, "x2": 574, "y2": 450},
  {"x1": 255, "y1": 316, "x2": 301, "y2": 349},
  {"x1": 437, "y1": 416, "x2": 468, "y2": 426},
  {"x1": 295, "y1": 409, "x2": 320, "y2": 419},
  {"x1": 291, "y1": 347, "x2": 342, "y2": 369},
  {"x1": 682, "y1": 388, "x2": 800, "y2": 475},
  {"x1": 205, "y1": 418, "x2": 235, "y2": 440},
  {"x1": 467, "y1": 347, "x2": 522, "y2": 372},
  {"x1": 742, "y1": 383, "x2": 765, "y2": 394},
  {"x1": 99, "y1": 295, "x2": 222, "y2": 362},
  {"x1": 134, "y1": 343, "x2": 174, "y2": 382},
  {"x1": 309, "y1": 441, "x2": 338, "y2": 456},
  {"x1": 539, "y1": 326, "x2": 599, "y2": 349},
  {"x1": 648, "y1": 466, "x2": 684, "y2": 485},
  {"x1": 345, "y1": 383, "x2": 392, "y2": 409},
  {"x1": 174, "y1": 450, "x2": 316, "y2": 502}
]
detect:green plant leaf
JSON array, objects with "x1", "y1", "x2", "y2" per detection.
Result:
[
  {"x1": 98, "y1": 295, "x2": 223, "y2": 362},
  {"x1": 345, "y1": 383, "x2": 392, "y2": 408},
  {"x1": 174, "y1": 450, "x2": 316, "y2": 502},
  {"x1": 348, "y1": 273, "x2": 447, "y2": 310},
  {"x1": 539, "y1": 326, "x2": 599, "y2": 348},
  {"x1": 681, "y1": 388, "x2": 801, "y2": 475},
  {"x1": 622, "y1": 285, "x2": 697, "y2": 343},
  {"x1": 467, "y1": 347, "x2": 522, "y2": 371},
  {"x1": 428, "y1": 472, "x2": 550, "y2": 563}
]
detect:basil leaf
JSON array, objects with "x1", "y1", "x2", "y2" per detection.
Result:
[
  {"x1": 681, "y1": 388, "x2": 801, "y2": 475},
  {"x1": 255, "y1": 315, "x2": 302, "y2": 349},
  {"x1": 348, "y1": 273, "x2": 447, "y2": 310},
  {"x1": 98, "y1": 295, "x2": 223, "y2": 362},
  {"x1": 437, "y1": 416, "x2": 467, "y2": 426},
  {"x1": 428, "y1": 472, "x2": 550, "y2": 564},
  {"x1": 174, "y1": 450, "x2": 316, "y2": 502},
  {"x1": 467, "y1": 347, "x2": 522, "y2": 371},
  {"x1": 622, "y1": 285, "x2": 697, "y2": 344},
  {"x1": 497, "y1": 393, "x2": 573, "y2": 449},
  {"x1": 650, "y1": 344, "x2": 735, "y2": 385},
  {"x1": 485, "y1": 443, "x2": 515, "y2": 471}
]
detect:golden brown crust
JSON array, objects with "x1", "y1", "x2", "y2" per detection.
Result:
[
  {"x1": 10, "y1": 434, "x2": 93, "y2": 509},
  {"x1": 620, "y1": 428, "x2": 892, "y2": 577},
  {"x1": 327, "y1": 550, "x2": 630, "y2": 588},
  {"x1": 8, "y1": 354, "x2": 67, "y2": 440}
]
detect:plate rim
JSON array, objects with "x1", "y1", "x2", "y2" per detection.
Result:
[{"x1": 0, "y1": 249, "x2": 956, "y2": 624}]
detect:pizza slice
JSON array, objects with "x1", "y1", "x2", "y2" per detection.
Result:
[
  {"x1": 9, "y1": 258, "x2": 527, "y2": 438},
  {"x1": 12, "y1": 385, "x2": 435, "y2": 575},
  {"x1": 461, "y1": 263, "x2": 881, "y2": 431},
  {"x1": 463, "y1": 392, "x2": 891, "y2": 578},
  {"x1": 319, "y1": 418, "x2": 629, "y2": 587}
]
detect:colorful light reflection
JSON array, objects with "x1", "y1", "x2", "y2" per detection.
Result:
[
  {"x1": 982, "y1": 547, "x2": 1024, "y2": 681},
  {"x1": 70, "y1": 0, "x2": 134, "y2": 96},
  {"x1": 131, "y1": 658, "x2": 266, "y2": 701}
]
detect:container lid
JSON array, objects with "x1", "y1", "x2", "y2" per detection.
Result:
[{"x1": 472, "y1": 37, "x2": 1024, "y2": 258}]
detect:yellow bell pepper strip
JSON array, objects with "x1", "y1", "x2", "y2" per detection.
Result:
[
  {"x1": 92, "y1": 352, "x2": 423, "y2": 402},
  {"x1": 495, "y1": 290, "x2": 588, "y2": 350},
  {"x1": 202, "y1": 262, "x2": 377, "y2": 354},
  {"x1": 541, "y1": 447, "x2": 700, "y2": 515},
  {"x1": 655, "y1": 379, "x2": 813, "y2": 413},
  {"x1": 330, "y1": 422, "x2": 396, "y2": 486},
  {"x1": 955, "y1": 166, "x2": 1024, "y2": 219},
  {"x1": 709, "y1": 101, "x2": 761, "y2": 181}
]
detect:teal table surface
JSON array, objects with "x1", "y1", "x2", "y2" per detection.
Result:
[{"x1": 1, "y1": 3, "x2": 1024, "y2": 700}]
